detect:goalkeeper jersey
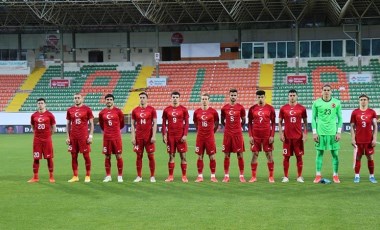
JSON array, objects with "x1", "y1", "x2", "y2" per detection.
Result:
[{"x1": 311, "y1": 97, "x2": 343, "y2": 135}]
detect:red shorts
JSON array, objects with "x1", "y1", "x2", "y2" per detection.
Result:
[
  {"x1": 103, "y1": 139, "x2": 122, "y2": 155},
  {"x1": 167, "y1": 135, "x2": 187, "y2": 154},
  {"x1": 251, "y1": 138, "x2": 273, "y2": 153},
  {"x1": 68, "y1": 138, "x2": 91, "y2": 154},
  {"x1": 195, "y1": 137, "x2": 216, "y2": 155},
  {"x1": 222, "y1": 134, "x2": 245, "y2": 153},
  {"x1": 357, "y1": 143, "x2": 374, "y2": 156},
  {"x1": 282, "y1": 138, "x2": 304, "y2": 156},
  {"x1": 134, "y1": 138, "x2": 155, "y2": 154},
  {"x1": 33, "y1": 140, "x2": 54, "y2": 159}
]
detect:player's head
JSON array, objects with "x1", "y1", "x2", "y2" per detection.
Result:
[
  {"x1": 288, "y1": 89, "x2": 298, "y2": 104},
  {"x1": 171, "y1": 91, "x2": 180, "y2": 106},
  {"x1": 201, "y1": 93, "x2": 210, "y2": 107},
  {"x1": 36, "y1": 98, "x2": 46, "y2": 111},
  {"x1": 104, "y1": 94, "x2": 114, "y2": 108},
  {"x1": 322, "y1": 84, "x2": 332, "y2": 100},
  {"x1": 359, "y1": 94, "x2": 369, "y2": 108},
  {"x1": 229, "y1": 88, "x2": 238, "y2": 104},
  {"x1": 256, "y1": 90, "x2": 266, "y2": 105},
  {"x1": 73, "y1": 93, "x2": 83, "y2": 106},
  {"x1": 139, "y1": 92, "x2": 148, "y2": 106}
]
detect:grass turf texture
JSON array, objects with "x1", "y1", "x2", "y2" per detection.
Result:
[{"x1": 1, "y1": 133, "x2": 379, "y2": 229}]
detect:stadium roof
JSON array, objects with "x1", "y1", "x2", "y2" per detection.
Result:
[{"x1": 1, "y1": 0, "x2": 380, "y2": 33}]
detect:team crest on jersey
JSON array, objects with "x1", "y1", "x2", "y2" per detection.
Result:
[{"x1": 331, "y1": 103, "x2": 336, "y2": 108}]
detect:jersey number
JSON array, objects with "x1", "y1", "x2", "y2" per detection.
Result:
[
  {"x1": 75, "y1": 118, "x2": 81, "y2": 125},
  {"x1": 324, "y1": 109, "x2": 331, "y2": 115},
  {"x1": 202, "y1": 121, "x2": 208, "y2": 127},
  {"x1": 141, "y1": 119, "x2": 146, "y2": 124},
  {"x1": 290, "y1": 117, "x2": 296, "y2": 123},
  {"x1": 362, "y1": 121, "x2": 366, "y2": 128},
  {"x1": 37, "y1": 124, "x2": 45, "y2": 129},
  {"x1": 108, "y1": 120, "x2": 112, "y2": 126}
]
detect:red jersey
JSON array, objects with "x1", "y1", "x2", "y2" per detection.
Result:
[
  {"x1": 31, "y1": 111, "x2": 56, "y2": 141},
  {"x1": 193, "y1": 107, "x2": 219, "y2": 139},
  {"x1": 99, "y1": 107, "x2": 125, "y2": 140},
  {"x1": 279, "y1": 103, "x2": 307, "y2": 139},
  {"x1": 131, "y1": 105, "x2": 157, "y2": 140},
  {"x1": 162, "y1": 105, "x2": 189, "y2": 136},
  {"x1": 350, "y1": 108, "x2": 377, "y2": 143},
  {"x1": 248, "y1": 104, "x2": 275, "y2": 139},
  {"x1": 221, "y1": 103, "x2": 245, "y2": 135},
  {"x1": 66, "y1": 105, "x2": 94, "y2": 139}
]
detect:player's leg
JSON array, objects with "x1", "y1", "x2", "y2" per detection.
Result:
[
  {"x1": 237, "y1": 152, "x2": 245, "y2": 182},
  {"x1": 103, "y1": 154, "x2": 112, "y2": 182},
  {"x1": 179, "y1": 151, "x2": 188, "y2": 182},
  {"x1": 366, "y1": 145, "x2": 377, "y2": 183},
  {"x1": 165, "y1": 152, "x2": 175, "y2": 182},
  {"x1": 195, "y1": 154, "x2": 204, "y2": 182},
  {"x1": 83, "y1": 151, "x2": 91, "y2": 182},
  {"x1": 249, "y1": 139, "x2": 260, "y2": 183},
  {"x1": 234, "y1": 135, "x2": 245, "y2": 182},
  {"x1": 47, "y1": 157, "x2": 55, "y2": 183},
  {"x1": 68, "y1": 151, "x2": 79, "y2": 182},
  {"x1": 264, "y1": 139, "x2": 274, "y2": 183},
  {"x1": 146, "y1": 140, "x2": 156, "y2": 182},
  {"x1": 209, "y1": 154, "x2": 217, "y2": 182},
  {"x1": 354, "y1": 146, "x2": 363, "y2": 183},
  {"x1": 133, "y1": 139, "x2": 143, "y2": 182},
  {"x1": 44, "y1": 141, "x2": 55, "y2": 183},
  {"x1": 282, "y1": 140, "x2": 290, "y2": 182},
  {"x1": 314, "y1": 135, "x2": 325, "y2": 183},
  {"x1": 331, "y1": 150, "x2": 340, "y2": 183},
  {"x1": 29, "y1": 144, "x2": 41, "y2": 182},
  {"x1": 116, "y1": 153, "x2": 124, "y2": 182},
  {"x1": 222, "y1": 135, "x2": 231, "y2": 182},
  {"x1": 294, "y1": 139, "x2": 304, "y2": 183},
  {"x1": 265, "y1": 151, "x2": 274, "y2": 183}
]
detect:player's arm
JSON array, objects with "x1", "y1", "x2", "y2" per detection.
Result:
[
  {"x1": 335, "y1": 102, "x2": 343, "y2": 141},
  {"x1": 311, "y1": 101, "x2": 318, "y2": 142},
  {"x1": 302, "y1": 116, "x2": 308, "y2": 142},
  {"x1": 269, "y1": 108, "x2": 275, "y2": 144},
  {"x1": 248, "y1": 108, "x2": 254, "y2": 144},
  {"x1": 214, "y1": 110, "x2": 219, "y2": 133},
  {"x1": 99, "y1": 112, "x2": 104, "y2": 131},
  {"x1": 119, "y1": 110, "x2": 125, "y2": 129},
  {"x1": 241, "y1": 106, "x2": 246, "y2": 127},
  {"x1": 162, "y1": 111, "x2": 167, "y2": 144},
  {"x1": 350, "y1": 122, "x2": 356, "y2": 147},
  {"x1": 151, "y1": 118, "x2": 157, "y2": 143},
  {"x1": 193, "y1": 112, "x2": 198, "y2": 132},
  {"x1": 278, "y1": 117, "x2": 284, "y2": 142},
  {"x1": 131, "y1": 117, "x2": 136, "y2": 145},
  {"x1": 51, "y1": 114, "x2": 56, "y2": 135},
  {"x1": 66, "y1": 119, "x2": 71, "y2": 145},
  {"x1": 372, "y1": 117, "x2": 377, "y2": 147},
  {"x1": 51, "y1": 124, "x2": 56, "y2": 135},
  {"x1": 181, "y1": 109, "x2": 189, "y2": 142},
  {"x1": 221, "y1": 108, "x2": 226, "y2": 126},
  {"x1": 88, "y1": 118, "x2": 94, "y2": 144}
]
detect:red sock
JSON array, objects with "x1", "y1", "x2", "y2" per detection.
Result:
[
  {"x1": 210, "y1": 159, "x2": 216, "y2": 174},
  {"x1": 105, "y1": 157, "x2": 111, "y2": 176},
  {"x1": 47, "y1": 158, "x2": 54, "y2": 178},
  {"x1": 354, "y1": 160, "x2": 361, "y2": 174},
  {"x1": 71, "y1": 153, "x2": 78, "y2": 176},
  {"x1": 168, "y1": 162, "x2": 175, "y2": 176},
  {"x1": 197, "y1": 159, "x2": 204, "y2": 174},
  {"x1": 238, "y1": 157, "x2": 244, "y2": 175},
  {"x1": 83, "y1": 153, "x2": 91, "y2": 177},
  {"x1": 283, "y1": 156, "x2": 290, "y2": 177},
  {"x1": 224, "y1": 157, "x2": 230, "y2": 174},
  {"x1": 117, "y1": 157, "x2": 124, "y2": 176},
  {"x1": 136, "y1": 154, "x2": 143, "y2": 177},
  {"x1": 33, "y1": 159, "x2": 40, "y2": 179},
  {"x1": 251, "y1": 163, "x2": 257, "y2": 178},
  {"x1": 181, "y1": 163, "x2": 187, "y2": 176},
  {"x1": 368, "y1": 160, "x2": 374, "y2": 174},
  {"x1": 148, "y1": 154, "x2": 155, "y2": 177},
  {"x1": 296, "y1": 156, "x2": 303, "y2": 177},
  {"x1": 267, "y1": 162, "x2": 274, "y2": 177}
]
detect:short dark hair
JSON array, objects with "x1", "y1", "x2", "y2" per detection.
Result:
[
  {"x1": 37, "y1": 98, "x2": 46, "y2": 103},
  {"x1": 288, "y1": 89, "x2": 298, "y2": 95},
  {"x1": 202, "y1": 93, "x2": 210, "y2": 98},
  {"x1": 256, "y1": 90, "x2": 265, "y2": 96},
  {"x1": 139, "y1": 92, "x2": 148, "y2": 98},
  {"x1": 322, "y1": 84, "x2": 332, "y2": 89},
  {"x1": 105, "y1": 94, "x2": 114, "y2": 100},
  {"x1": 171, "y1": 91, "x2": 180, "y2": 97},
  {"x1": 229, "y1": 88, "x2": 238, "y2": 93},
  {"x1": 359, "y1": 94, "x2": 369, "y2": 100}
]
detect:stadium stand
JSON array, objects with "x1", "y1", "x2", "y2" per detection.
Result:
[
  {"x1": 0, "y1": 74, "x2": 28, "y2": 112},
  {"x1": 147, "y1": 62, "x2": 259, "y2": 110}
]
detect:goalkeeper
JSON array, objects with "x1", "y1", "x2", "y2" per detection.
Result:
[{"x1": 312, "y1": 84, "x2": 343, "y2": 183}]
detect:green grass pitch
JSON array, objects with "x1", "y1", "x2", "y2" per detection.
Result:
[{"x1": 1, "y1": 132, "x2": 380, "y2": 229}]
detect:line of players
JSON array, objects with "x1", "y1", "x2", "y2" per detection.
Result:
[{"x1": 28, "y1": 84, "x2": 378, "y2": 184}]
